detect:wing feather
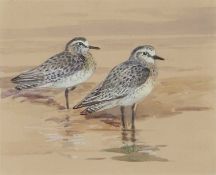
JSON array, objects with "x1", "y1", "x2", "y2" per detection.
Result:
[
  {"x1": 11, "y1": 52, "x2": 85, "y2": 89},
  {"x1": 74, "y1": 61, "x2": 150, "y2": 108}
]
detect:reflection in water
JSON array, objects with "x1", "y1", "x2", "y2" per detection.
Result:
[
  {"x1": 104, "y1": 130, "x2": 168, "y2": 162},
  {"x1": 43, "y1": 115, "x2": 168, "y2": 162},
  {"x1": 43, "y1": 119, "x2": 168, "y2": 162}
]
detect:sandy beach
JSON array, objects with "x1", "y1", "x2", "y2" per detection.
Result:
[{"x1": 0, "y1": 0, "x2": 216, "y2": 174}]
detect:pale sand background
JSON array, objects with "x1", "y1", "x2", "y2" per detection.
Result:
[{"x1": 0, "y1": 0, "x2": 216, "y2": 175}]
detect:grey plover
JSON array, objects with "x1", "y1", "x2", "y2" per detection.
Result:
[
  {"x1": 73, "y1": 45, "x2": 164, "y2": 129},
  {"x1": 11, "y1": 37, "x2": 100, "y2": 109}
]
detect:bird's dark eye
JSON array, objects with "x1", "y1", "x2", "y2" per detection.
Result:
[
  {"x1": 143, "y1": 52, "x2": 148, "y2": 56},
  {"x1": 77, "y1": 42, "x2": 84, "y2": 46}
]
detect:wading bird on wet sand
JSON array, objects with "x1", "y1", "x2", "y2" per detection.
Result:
[
  {"x1": 11, "y1": 37, "x2": 100, "y2": 109},
  {"x1": 74, "y1": 45, "x2": 164, "y2": 130}
]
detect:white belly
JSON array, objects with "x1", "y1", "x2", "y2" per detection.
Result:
[
  {"x1": 43, "y1": 69, "x2": 94, "y2": 88},
  {"x1": 119, "y1": 79, "x2": 154, "y2": 106}
]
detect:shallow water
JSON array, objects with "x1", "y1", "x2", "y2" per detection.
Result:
[{"x1": 1, "y1": 64, "x2": 215, "y2": 174}]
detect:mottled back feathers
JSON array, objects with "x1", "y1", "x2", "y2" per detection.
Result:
[
  {"x1": 74, "y1": 60, "x2": 150, "y2": 109},
  {"x1": 11, "y1": 51, "x2": 86, "y2": 90}
]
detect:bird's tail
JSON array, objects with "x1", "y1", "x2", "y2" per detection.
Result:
[
  {"x1": 11, "y1": 72, "x2": 43, "y2": 90},
  {"x1": 80, "y1": 102, "x2": 113, "y2": 115},
  {"x1": 14, "y1": 83, "x2": 39, "y2": 90}
]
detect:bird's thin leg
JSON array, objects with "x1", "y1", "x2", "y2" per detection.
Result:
[
  {"x1": 130, "y1": 129, "x2": 136, "y2": 143},
  {"x1": 65, "y1": 88, "x2": 69, "y2": 109},
  {"x1": 120, "y1": 106, "x2": 126, "y2": 129},
  {"x1": 65, "y1": 87, "x2": 76, "y2": 109},
  {"x1": 131, "y1": 103, "x2": 137, "y2": 130}
]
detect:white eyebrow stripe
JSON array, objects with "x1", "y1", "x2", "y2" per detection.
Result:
[{"x1": 72, "y1": 40, "x2": 89, "y2": 46}]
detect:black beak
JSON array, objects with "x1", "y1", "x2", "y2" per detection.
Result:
[
  {"x1": 89, "y1": 45, "x2": 100, "y2": 50},
  {"x1": 153, "y1": 55, "x2": 165, "y2": 60}
]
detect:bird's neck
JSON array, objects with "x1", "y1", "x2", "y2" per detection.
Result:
[
  {"x1": 84, "y1": 52, "x2": 97, "y2": 69},
  {"x1": 82, "y1": 51, "x2": 92, "y2": 58},
  {"x1": 66, "y1": 50, "x2": 90, "y2": 57},
  {"x1": 66, "y1": 50, "x2": 96, "y2": 70}
]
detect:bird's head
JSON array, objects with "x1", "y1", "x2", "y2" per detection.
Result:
[
  {"x1": 130, "y1": 45, "x2": 164, "y2": 63},
  {"x1": 65, "y1": 37, "x2": 100, "y2": 54}
]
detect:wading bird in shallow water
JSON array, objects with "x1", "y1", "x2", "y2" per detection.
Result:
[
  {"x1": 74, "y1": 45, "x2": 164, "y2": 130},
  {"x1": 11, "y1": 37, "x2": 100, "y2": 109}
]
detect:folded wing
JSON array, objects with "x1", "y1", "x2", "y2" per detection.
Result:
[
  {"x1": 74, "y1": 61, "x2": 150, "y2": 109},
  {"x1": 11, "y1": 52, "x2": 85, "y2": 90}
]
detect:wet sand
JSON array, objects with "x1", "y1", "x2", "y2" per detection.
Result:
[{"x1": 0, "y1": 0, "x2": 216, "y2": 175}]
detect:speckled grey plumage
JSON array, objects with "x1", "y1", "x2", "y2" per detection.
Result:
[
  {"x1": 12, "y1": 52, "x2": 85, "y2": 89},
  {"x1": 75, "y1": 61, "x2": 150, "y2": 107},
  {"x1": 12, "y1": 52, "x2": 88, "y2": 89}
]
